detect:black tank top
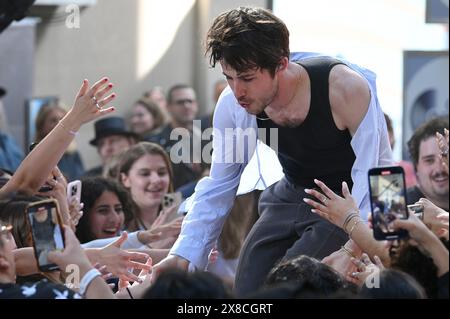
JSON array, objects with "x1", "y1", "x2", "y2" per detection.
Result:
[{"x1": 257, "y1": 57, "x2": 356, "y2": 191}]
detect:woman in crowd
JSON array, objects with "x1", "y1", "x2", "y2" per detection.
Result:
[
  {"x1": 129, "y1": 98, "x2": 165, "y2": 139},
  {"x1": 118, "y1": 142, "x2": 182, "y2": 239},
  {"x1": 34, "y1": 103, "x2": 85, "y2": 181},
  {"x1": 76, "y1": 177, "x2": 132, "y2": 244}
]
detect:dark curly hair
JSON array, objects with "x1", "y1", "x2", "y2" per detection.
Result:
[
  {"x1": 206, "y1": 7, "x2": 290, "y2": 76},
  {"x1": 265, "y1": 255, "x2": 355, "y2": 297},
  {"x1": 390, "y1": 239, "x2": 449, "y2": 299},
  {"x1": 77, "y1": 177, "x2": 136, "y2": 243}
]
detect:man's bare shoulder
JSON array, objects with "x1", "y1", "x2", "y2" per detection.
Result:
[{"x1": 329, "y1": 64, "x2": 370, "y2": 134}]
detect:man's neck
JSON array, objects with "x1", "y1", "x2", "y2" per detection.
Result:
[{"x1": 267, "y1": 62, "x2": 304, "y2": 112}]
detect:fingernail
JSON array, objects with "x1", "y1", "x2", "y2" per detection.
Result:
[{"x1": 103, "y1": 78, "x2": 108, "y2": 82}]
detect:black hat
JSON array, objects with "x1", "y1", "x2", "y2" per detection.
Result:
[
  {"x1": 89, "y1": 116, "x2": 139, "y2": 146},
  {"x1": 0, "y1": 87, "x2": 6, "y2": 98}
]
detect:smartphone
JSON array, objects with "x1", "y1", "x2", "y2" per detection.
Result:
[
  {"x1": 162, "y1": 192, "x2": 183, "y2": 211},
  {"x1": 368, "y1": 166, "x2": 409, "y2": 241},
  {"x1": 26, "y1": 199, "x2": 65, "y2": 272},
  {"x1": 67, "y1": 180, "x2": 82, "y2": 204},
  {"x1": 407, "y1": 203, "x2": 424, "y2": 221}
]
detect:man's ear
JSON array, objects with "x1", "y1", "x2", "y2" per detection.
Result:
[{"x1": 277, "y1": 57, "x2": 289, "y2": 72}]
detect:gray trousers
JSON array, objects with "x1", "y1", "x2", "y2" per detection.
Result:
[{"x1": 234, "y1": 177, "x2": 348, "y2": 297}]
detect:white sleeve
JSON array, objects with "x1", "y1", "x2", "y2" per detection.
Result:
[
  {"x1": 350, "y1": 67, "x2": 394, "y2": 221},
  {"x1": 169, "y1": 89, "x2": 256, "y2": 270},
  {"x1": 81, "y1": 231, "x2": 142, "y2": 249}
]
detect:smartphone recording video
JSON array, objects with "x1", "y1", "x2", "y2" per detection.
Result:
[
  {"x1": 368, "y1": 166, "x2": 409, "y2": 241},
  {"x1": 26, "y1": 199, "x2": 65, "y2": 272}
]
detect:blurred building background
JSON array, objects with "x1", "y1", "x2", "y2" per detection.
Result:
[{"x1": 0, "y1": 0, "x2": 448, "y2": 169}]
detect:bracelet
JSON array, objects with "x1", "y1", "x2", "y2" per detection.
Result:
[
  {"x1": 342, "y1": 212, "x2": 359, "y2": 232},
  {"x1": 348, "y1": 219, "x2": 364, "y2": 238},
  {"x1": 79, "y1": 268, "x2": 101, "y2": 296},
  {"x1": 126, "y1": 287, "x2": 134, "y2": 299},
  {"x1": 58, "y1": 121, "x2": 78, "y2": 136},
  {"x1": 341, "y1": 245, "x2": 357, "y2": 259}
]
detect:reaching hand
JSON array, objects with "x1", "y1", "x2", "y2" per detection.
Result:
[
  {"x1": 151, "y1": 255, "x2": 189, "y2": 285},
  {"x1": 98, "y1": 232, "x2": 152, "y2": 282},
  {"x1": 322, "y1": 247, "x2": 357, "y2": 279},
  {"x1": 436, "y1": 128, "x2": 449, "y2": 174},
  {"x1": 303, "y1": 179, "x2": 359, "y2": 229},
  {"x1": 348, "y1": 253, "x2": 384, "y2": 287}
]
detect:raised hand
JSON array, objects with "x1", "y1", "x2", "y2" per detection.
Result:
[{"x1": 97, "y1": 232, "x2": 152, "y2": 283}]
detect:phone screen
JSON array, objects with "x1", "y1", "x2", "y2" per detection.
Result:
[
  {"x1": 27, "y1": 201, "x2": 65, "y2": 271},
  {"x1": 368, "y1": 166, "x2": 409, "y2": 240}
]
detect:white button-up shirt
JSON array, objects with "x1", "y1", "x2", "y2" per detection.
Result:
[{"x1": 170, "y1": 52, "x2": 394, "y2": 270}]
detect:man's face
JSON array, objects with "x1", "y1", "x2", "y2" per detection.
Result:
[
  {"x1": 221, "y1": 61, "x2": 279, "y2": 115},
  {"x1": 167, "y1": 88, "x2": 198, "y2": 127},
  {"x1": 97, "y1": 135, "x2": 133, "y2": 164},
  {"x1": 416, "y1": 137, "x2": 449, "y2": 202}
]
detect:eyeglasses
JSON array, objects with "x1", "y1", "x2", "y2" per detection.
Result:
[{"x1": 173, "y1": 99, "x2": 195, "y2": 106}]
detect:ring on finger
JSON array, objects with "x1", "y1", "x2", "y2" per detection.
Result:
[{"x1": 92, "y1": 96, "x2": 102, "y2": 110}]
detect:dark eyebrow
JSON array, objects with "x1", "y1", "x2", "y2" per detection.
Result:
[{"x1": 421, "y1": 154, "x2": 436, "y2": 161}]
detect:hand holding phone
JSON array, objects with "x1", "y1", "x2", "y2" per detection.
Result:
[
  {"x1": 368, "y1": 166, "x2": 409, "y2": 241},
  {"x1": 407, "y1": 203, "x2": 424, "y2": 221},
  {"x1": 162, "y1": 192, "x2": 183, "y2": 211},
  {"x1": 67, "y1": 180, "x2": 82, "y2": 204},
  {"x1": 26, "y1": 199, "x2": 65, "y2": 272}
]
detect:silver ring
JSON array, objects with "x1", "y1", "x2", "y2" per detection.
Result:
[
  {"x1": 441, "y1": 146, "x2": 449, "y2": 157},
  {"x1": 322, "y1": 197, "x2": 328, "y2": 205},
  {"x1": 92, "y1": 96, "x2": 102, "y2": 110}
]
